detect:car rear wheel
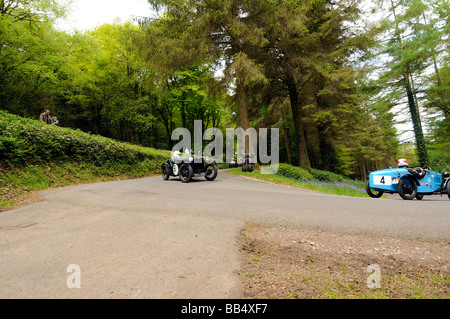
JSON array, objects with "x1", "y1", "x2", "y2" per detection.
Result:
[
  {"x1": 162, "y1": 164, "x2": 170, "y2": 180},
  {"x1": 398, "y1": 178, "x2": 417, "y2": 200},
  {"x1": 416, "y1": 193, "x2": 424, "y2": 200},
  {"x1": 179, "y1": 164, "x2": 193, "y2": 183},
  {"x1": 204, "y1": 163, "x2": 218, "y2": 181},
  {"x1": 446, "y1": 179, "x2": 450, "y2": 200},
  {"x1": 365, "y1": 181, "x2": 383, "y2": 198}
]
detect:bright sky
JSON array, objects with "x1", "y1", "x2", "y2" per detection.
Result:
[{"x1": 57, "y1": 0, "x2": 154, "y2": 31}]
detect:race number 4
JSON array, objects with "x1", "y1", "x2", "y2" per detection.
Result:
[{"x1": 373, "y1": 176, "x2": 392, "y2": 186}]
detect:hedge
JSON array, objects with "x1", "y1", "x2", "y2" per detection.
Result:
[{"x1": 0, "y1": 110, "x2": 170, "y2": 167}]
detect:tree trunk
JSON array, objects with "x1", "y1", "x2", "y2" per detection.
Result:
[
  {"x1": 236, "y1": 79, "x2": 252, "y2": 154},
  {"x1": 165, "y1": 125, "x2": 172, "y2": 150},
  {"x1": 362, "y1": 160, "x2": 366, "y2": 182},
  {"x1": 284, "y1": 126, "x2": 292, "y2": 165},
  {"x1": 180, "y1": 91, "x2": 187, "y2": 129},
  {"x1": 286, "y1": 75, "x2": 310, "y2": 170}
]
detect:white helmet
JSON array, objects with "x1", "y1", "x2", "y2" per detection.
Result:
[
  {"x1": 397, "y1": 158, "x2": 409, "y2": 168},
  {"x1": 173, "y1": 151, "x2": 181, "y2": 158}
]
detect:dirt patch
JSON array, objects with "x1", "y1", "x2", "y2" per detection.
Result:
[
  {"x1": 0, "y1": 192, "x2": 41, "y2": 213},
  {"x1": 237, "y1": 224, "x2": 449, "y2": 299}
]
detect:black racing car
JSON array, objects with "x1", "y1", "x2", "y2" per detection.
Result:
[{"x1": 161, "y1": 155, "x2": 218, "y2": 183}]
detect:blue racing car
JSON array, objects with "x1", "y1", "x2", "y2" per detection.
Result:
[{"x1": 366, "y1": 166, "x2": 450, "y2": 200}]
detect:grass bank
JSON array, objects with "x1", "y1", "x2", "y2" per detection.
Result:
[
  {"x1": 0, "y1": 111, "x2": 171, "y2": 209},
  {"x1": 0, "y1": 160, "x2": 168, "y2": 209},
  {"x1": 228, "y1": 163, "x2": 371, "y2": 198}
]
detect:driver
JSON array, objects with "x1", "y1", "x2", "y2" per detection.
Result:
[
  {"x1": 397, "y1": 158, "x2": 409, "y2": 169},
  {"x1": 172, "y1": 150, "x2": 182, "y2": 162},
  {"x1": 398, "y1": 158, "x2": 427, "y2": 179}
]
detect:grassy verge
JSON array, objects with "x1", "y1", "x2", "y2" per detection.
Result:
[
  {"x1": 0, "y1": 159, "x2": 170, "y2": 210},
  {"x1": 227, "y1": 166, "x2": 371, "y2": 198},
  {"x1": 0, "y1": 111, "x2": 172, "y2": 210}
]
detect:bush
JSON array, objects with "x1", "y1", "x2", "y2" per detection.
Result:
[
  {"x1": 309, "y1": 168, "x2": 346, "y2": 183},
  {"x1": 275, "y1": 163, "x2": 349, "y2": 183},
  {"x1": 276, "y1": 163, "x2": 314, "y2": 181}
]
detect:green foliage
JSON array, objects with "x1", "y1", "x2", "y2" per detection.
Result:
[
  {"x1": 276, "y1": 163, "x2": 314, "y2": 181},
  {"x1": 309, "y1": 168, "x2": 346, "y2": 183},
  {"x1": 368, "y1": 0, "x2": 450, "y2": 167},
  {"x1": 427, "y1": 142, "x2": 450, "y2": 172},
  {"x1": 1, "y1": 0, "x2": 446, "y2": 181},
  {"x1": 0, "y1": 111, "x2": 171, "y2": 167}
]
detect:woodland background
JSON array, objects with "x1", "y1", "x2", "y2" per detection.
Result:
[{"x1": 1, "y1": 0, "x2": 449, "y2": 179}]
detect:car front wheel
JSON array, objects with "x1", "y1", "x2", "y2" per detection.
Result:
[
  {"x1": 162, "y1": 164, "x2": 170, "y2": 180},
  {"x1": 179, "y1": 164, "x2": 193, "y2": 183},
  {"x1": 204, "y1": 163, "x2": 218, "y2": 181},
  {"x1": 365, "y1": 181, "x2": 383, "y2": 198},
  {"x1": 398, "y1": 178, "x2": 417, "y2": 200}
]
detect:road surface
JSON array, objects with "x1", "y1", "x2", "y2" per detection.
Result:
[{"x1": 0, "y1": 171, "x2": 448, "y2": 298}]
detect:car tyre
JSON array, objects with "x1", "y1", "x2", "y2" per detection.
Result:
[
  {"x1": 162, "y1": 163, "x2": 170, "y2": 180},
  {"x1": 179, "y1": 163, "x2": 193, "y2": 183},
  {"x1": 398, "y1": 177, "x2": 417, "y2": 200},
  {"x1": 416, "y1": 193, "x2": 424, "y2": 200},
  {"x1": 447, "y1": 179, "x2": 450, "y2": 200},
  {"x1": 204, "y1": 163, "x2": 218, "y2": 181},
  {"x1": 365, "y1": 181, "x2": 383, "y2": 198}
]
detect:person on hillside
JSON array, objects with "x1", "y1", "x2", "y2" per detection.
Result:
[
  {"x1": 52, "y1": 116, "x2": 60, "y2": 126},
  {"x1": 39, "y1": 110, "x2": 52, "y2": 124}
]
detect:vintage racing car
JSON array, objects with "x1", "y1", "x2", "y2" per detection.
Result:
[
  {"x1": 161, "y1": 152, "x2": 218, "y2": 183},
  {"x1": 241, "y1": 153, "x2": 255, "y2": 172},
  {"x1": 366, "y1": 167, "x2": 450, "y2": 200}
]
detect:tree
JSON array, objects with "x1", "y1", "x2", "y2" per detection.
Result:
[
  {"x1": 0, "y1": 0, "x2": 70, "y2": 117},
  {"x1": 372, "y1": 0, "x2": 433, "y2": 166},
  {"x1": 147, "y1": 0, "x2": 272, "y2": 153}
]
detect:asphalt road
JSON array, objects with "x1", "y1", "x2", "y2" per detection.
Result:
[{"x1": 0, "y1": 171, "x2": 448, "y2": 298}]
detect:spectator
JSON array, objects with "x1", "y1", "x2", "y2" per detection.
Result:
[
  {"x1": 39, "y1": 109, "x2": 52, "y2": 124},
  {"x1": 52, "y1": 116, "x2": 60, "y2": 126}
]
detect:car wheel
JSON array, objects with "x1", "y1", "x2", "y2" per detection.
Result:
[
  {"x1": 398, "y1": 177, "x2": 417, "y2": 200},
  {"x1": 416, "y1": 193, "x2": 424, "y2": 200},
  {"x1": 179, "y1": 164, "x2": 193, "y2": 183},
  {"x1": 162, "y1": 163, "x2": 170, "y2": 180},
  {"x1": 365, "y1": 181, "x2": 383, "y2": 198},
  {"x1": 204, "y1": 163, "x2": 218, "y2": 181},
  {"x1": 446, "y1": 179, "x2": 450, "y2": 200}
]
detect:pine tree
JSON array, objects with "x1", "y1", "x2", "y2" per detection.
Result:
[{"x1": 374, "y1": 0, "x2": 430, "y2": 166}]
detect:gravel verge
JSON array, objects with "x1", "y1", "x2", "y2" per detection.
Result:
[{"x1": 237, "y1": 223, "x2": 449, "y2": 299}]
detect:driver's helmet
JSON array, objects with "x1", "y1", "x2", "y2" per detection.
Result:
[
  {"x1": 173, "y1": 151, "x2": 181, "y2": 158},
  {"x1": 397, "y1": 158, "x2": 409, "y2": 168}
]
